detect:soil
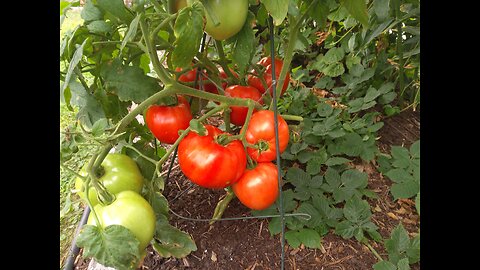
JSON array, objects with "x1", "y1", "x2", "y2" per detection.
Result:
[{"x1": 73, "y1": 109, "x2": 420, "y2": 270}]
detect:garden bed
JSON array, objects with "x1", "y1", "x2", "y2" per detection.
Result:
[{"x1": 73, "y1": 109, "x2": 420, "y2": 270}]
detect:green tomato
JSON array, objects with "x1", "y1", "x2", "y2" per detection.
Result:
[
  {"x1": 87, "y1": 190, "x2": 156, "y2": 251},
  {"x1": 189, "y1": 0, "x2": 249, "y2": 40},
  {"x1": 75, "y1": 153, "x2": 144, "y2": 206}
]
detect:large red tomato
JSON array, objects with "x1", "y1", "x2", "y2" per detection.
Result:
[
  {"x1": 242, "y1": 110, "x2": 290, "y2": 162},
  {"x1": 224, "y1": 85, "x2": 263, "y2": 126},
  {"x1": 232, "y1": 162, "x2": 279, "y2": 210},
  {"x1": 178, "y1": 125, "x2": 247, "y2": 188},
  {"x1": 144, "y1": 95, "x2": 193, "y2": 144},
  {"x1": 247, "y1": 57, "x2": 290, "y2": 97}
]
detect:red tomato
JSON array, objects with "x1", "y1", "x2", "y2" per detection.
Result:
[
  {"x1": 145, "y1": 95, "x2": 193, "y2": 144},
  {"x1": 242, "y1": 110, "x2": 289, "y2": 162},
  {"x1": 178, "y1": 125, "x2": 247, "y2": 188},
  {"x1": 177, "y1": 67, "x2": 237, "y2": 95},
  {"x1": 224, "y1": 85, "x2": 264, "y2": 126},
  {"x1": 232, "y1": 162, "x2": 279, "y2": 210},
  {"x1": 247, "y1": 57, "x2": 291, "y2": 97}
]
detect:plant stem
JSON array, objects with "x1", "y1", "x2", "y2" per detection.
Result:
[
  {"x1": 151, "y1": 13, "x2": 177, "y2": 38},
  {"x1": 366, "y1": 242, "x2": 383, "y2": 261},
  {"x1": 280, "y1": 114, "x2": 303, "y2": 122},
  {"x1": 269, "y1": 0, "x2": 319, "y2": 110},
  {"x1": 394, "y1": 0, "x2": 405, "y2": 106},
  {"x1": 214, "y1": 40, "x2": 239, "y2": 83},
  {"x1": 209, "y1": 187, "x2": 235, "y2": 225}
]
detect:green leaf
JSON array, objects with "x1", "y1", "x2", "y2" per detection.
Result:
[
  {"x1": 373, "y1": 0, "x2": 390, "y2": 21},
  {"x1": 341, "y1": 0, "x2": 369, "y2": 27},
  {"x1": 397, "y1": 258, "x2": 411, "y2": 270},
  {"x1": 296, "y1": 228, "x2": 322, "y2": 249},
  {"x1": 364, "y1": 87, "x2": 381, "y2": 102},
  {"x1": 325, "y1": 157, "x2": 351, "y2": 166},
  {"x1": 341, "y1": 169, "x2": 368, "y2": 189},
  {"x1": 120, "y1": 13, "x2": 141, "y2": 53},
  {"x1": 335, "y1": 220, "x2": 356, "y2": 239},
  {"x1": 153, "y1": 218, "x2": 197, "y2": 258},
  {"x1": 189, "y1": 119, "x2": 207, "y2": 135},
  {"x1": 76, "y1": 225, "x2": 140, "y2": 270},
  {"x1": 97, "y1": 0, "x2": 133, "y2": 23},
  {"x1": 314, "y1": 76, "x2": 335, "y2": 89},
  {"x1": 323, "y1": 167, "x2": 341, "y2": 191},
  {"x1": 391, "y1": 181, "x2": 419, "y2": 200},
  {"x1": 262, "y1": 0, "x2": 289, "y2": 26},
  {"x1": 384, "y1": 168, "x2": 414, "y2": 183},
  {"x1": 295, "y1": 202, "x2": 322, "y2": 227},
  {"x1": 307, "y1": 0, "x2": 330, "y2": 28},
  {"x1": 323, "y1": 62, "x2": 345, "y2": 77},
  {"x1": 373, "y1": 261, "x2": 397, "y2": 270},
  {"x1": 230, "y1": 12, "x2": 255, "y2": 77},
  {"x1": 407, "y1": 234, "x2": 420, "y2": 264},
  {"x1": 306, "y1": 156, "x2": 324, "y2": 175},
  {"x1": 343, "y1": 195, "x2": 371, "y2": 223},
  {"x1": 172, "y1": 3, "x2": 205, "y2": 69},
  {"x1": 87, "y1": 20, "x2": 112, "y2": 34},
  {"x1": 91, "y1": 118, "x2": 109, "y2": 137},
  {"x1": 100, "y1": 59, "x2": 161, "y2": 103},
  {"x1": 379, "y1": 91, "x2": 398, "y2": 104},
  {"x1": 290, "y1": 142, "x2": 308, "y2": 155},
  {"x1": 61, "y1": 39, "x2": 87, "y2": 97},
  {"x1": 317, "y1": 102, "x2": 334, "y2": 117},
  {"x1": 337, "y1": 132, "x2": 364, "y2": 157},
  {"x1": 385, "y1": 223, "x2": 410, "y2": 264},
  {"x1": 69, "y1": 81, "x2": 107, "y2": 128},
  {"x1": 284, "y1": 230, "x2": 302, "y2": 248},
  {"x1": 410, "y1": 140, "x2": 420, "y2": 159},
  {"x1": 81, "y1": 0, "x2": 104, "y2": 22},
  {"x1": 323, "y1": 47, "x2": 345, "y2": 64},
  {"x1": 348, "y1": 98, "x2": 364, "y2": 113},
  {"x1": 286, "y1": 167, "x2": 311, "y2": 186}
]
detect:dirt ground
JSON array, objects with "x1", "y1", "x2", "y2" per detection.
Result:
[{"x1": 73, "y1": 109, "x2": 420, "y2": 270}]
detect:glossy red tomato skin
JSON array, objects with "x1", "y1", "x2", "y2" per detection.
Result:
[
  {"x1": 224, "y1": 85, "x2": 264, "y2": 126},
  {"x1": 178, "y1": 125, "x2": 247, "y2": 188},
  {"x1": 247, "y1": 57, "x2": 290, "y2": 97},
  {"x1": 145, "y1": 95, "x2": 193, "y2": 144},
  {"x1": 242, "y1": 110, "x2": 290, "y2": 162},
  {"x1": 232, "y1": 162, "x2": 279, "y2": 210}
]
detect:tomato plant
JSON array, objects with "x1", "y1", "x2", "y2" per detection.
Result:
[
  {"x1": 247, "y1": 57, "x2": 291, "y2": 97},
  {"x1": 144, "y1": 95, "x2": 193, "y2": 144},
  {"x1": 243, "y1": 110, "x2": 290, "y2": 162},
  {"x1": 232, "y1": 162, "x2": 279, "y2": 210},
  {"x1": 224, "y1": 85, "x2": 263, "y2": 126},
  {"x1": 74, "y1": 154, "x2": 144, "y2": 206},
  {"x1": 87, "y1": 190, "x2": 156, "y2": 252},
  {"x1": 178, "y1": 125, "x2": 247, "y2": 188}
]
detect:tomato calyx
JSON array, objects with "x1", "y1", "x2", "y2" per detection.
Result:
[{"x1": 214, "y1": 133, "x2": 233, "y2": 146}]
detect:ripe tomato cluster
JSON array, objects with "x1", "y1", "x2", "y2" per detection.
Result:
[{"x1": 144, "y1": 57, "x2": 291, "y2": 210}]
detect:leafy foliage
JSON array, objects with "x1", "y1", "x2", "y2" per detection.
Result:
[{"x1": 60, "y1": 0, "x2": 420, "y2": 267}]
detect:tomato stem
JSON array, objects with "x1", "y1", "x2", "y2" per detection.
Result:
[
  {"x1": 214, "y1": 40, "x2": 240, "y2": 85},
  {"x1": 209, "y1": 187, "x2": 235, "y2": 225}
]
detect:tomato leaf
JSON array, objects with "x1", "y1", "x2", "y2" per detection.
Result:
[
  {"x1": 228, "y1": 11, "x2": 255, "y2": 78},
  {"x1": 153, "y1": 217, "x2": 197, "y2": 258},
  {"x1": 81, "y1": 0, "x2": 104, "y2": 22},
  {"x1": 100, "y1": 59, "x2": 161, "y2": 103},
  {"x1": 61, "y1": 39, "x2": 87, "y2": 98},
  {"x1": 76, "y1": 224, "x2": 141, "y2": 270},
  {"x1": 120, "y1": 13, "x2": 141, "y2": 53},
  {"x1": 261, "y1": 0, "x2": 289, "y2": 26},
  {"x1": 97, "y1": 0, "x2": 133, "y2": 24},
  {"x1": 341, "y1": 0, "x2": 369, "y2": 27},
  {"x1": 69, "y1": 81, "x2": 107, "y2": 128},
  {"x1": 172, "y1": 3, "x2": 205, "y2": 69}
]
